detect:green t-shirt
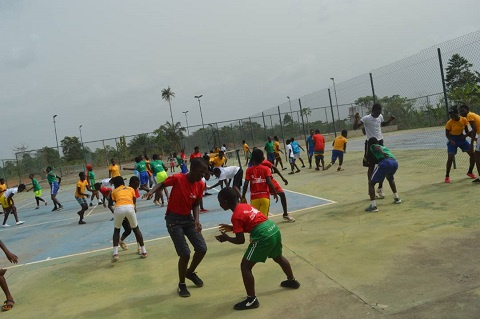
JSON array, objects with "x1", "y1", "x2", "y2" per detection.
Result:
[
  {"x1": 32, "y1": 178, "x2": 41, "y2": 191},
  {"x1": 150, "y1": 160, "x2": 165, "y2": 174},
  {"x1": 176, "y1": 156, "x2": 184, "y2": 165},
  {"x1": 135, "y1": 161, "x2": 147, "y2": 172},
  {"x1": 47, "y1": 171, "x2": 57, "y2": 183},
  {"x1": 265, "y1": 141, "x2": 274, "y2": 153},
  {"x1": 88, "y1": 171, "x2": 96, "y2": 184},
  {"x1": 369, "y1": 144, "x2": 395, "y2": 161}
]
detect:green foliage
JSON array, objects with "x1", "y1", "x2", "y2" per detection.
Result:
[
  {"x1": 445, "y1": 54, "x2": 480, "y2": 105},
  {"x1": 60, "y1": 136, "x2": 84, "y2": 162},
  {"x1": 161, "y1": 86, "x2": 175, "y2": 125}
]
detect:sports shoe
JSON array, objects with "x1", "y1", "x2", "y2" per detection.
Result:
[
  {"x1": 445, "y1": 177, "x2": 451, "y2": 183},
  {"x1": 282, "y1": 167, "x2": 287, "y2": 170},
  {"x1": 473, "y1": 178, "x2": 480, "y2": 183},
  {"x1": 35, "y1": 206, "x2": 39, "y2": 210},
  {"x1": 57, "y1": 206, "x2": 64, "y2": 211},
  {"x1": 185, "y1": 271, "x2": 204, "y2": 287},
  {"x1": 79, "y1": 220, "x2": 86, "y2": 224},
  {"x1": 138, "y1": 248, "x2": 142, "y2": 255},
  {"x1": 45, "y1": 201, "x2": 48, "y2": 205},
  {"x1": 301, "y1": 165, "x2": 305, "y2": 168},
  {"x1": 467, "y1": 173, "x2": 477, "y2": 179},
  {"x1": 365, "y1": 205, "x2": 378, "y2": 212},
  {"x1": 154, "y1": 200, "x2": 161, "y2": 206},
  {"x1": 51, "y1": 207, "x2": 58, "y2": 212},
  {"x1": 234, "y1": 296, "x2": 259, "y2": 310},
  {"x1": 119, "y1": 241, "x2": 128, "y2": 250},
  {"x1": 337, "y1": 167, "x2": 344, "y2": 171},
  {"x1": 178, "y1": 283, "x2": 191, "y2": 297},
  {"x1": 280, "y1": 279, "x2": 301, "y2": 289},
  {"x1": 283, "y1": 215, "x2": 295, "y2": 222},
  {"x1": 111, "y1": 254, "x2": 119, "y2": 263},
  {"x1": 295, "y1": 170, "x2": 301, "y2": 173},
  {"x1": 394, "y1": 198, "x2": 402, "y2": 204},
  {"x1": 2, "y1": 224, "x2": 10, "y2": 228},
  {"x1": 89, "y1": 203, "x2": 93, "y2": 207},
  {"x1": 376, "y1": 189, "x2": 385, "y2": 199},
  {"x1": 16, "y1": 221, "x2": 25, "y2": 225},
  {"x1": 324, "y1": 163, "x2": 332, "y2": 170},
  {"x1": 140, "y1": 252, "x2": 148, "y2": 259},
  {"x1": 199, "y1": 209, "x2": 209, "y2": 213},
  {"x1": 288, "y1": 172, "x2": 295, "y2": 175}
]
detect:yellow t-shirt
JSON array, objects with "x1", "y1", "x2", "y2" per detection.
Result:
[
  {"x1": 109, "y1": 164, "x2": 120, "y2": 178},
  {"x1": 243, "y1": 143, "x2": 249, "y2": 152},
  {"x1": 75, "y1": 180, "x2": 88, "y2": 198},
  {"x1": 211, "y1": 156, "x2": 227, "y2": 167},
  {"x1": 111, "y1": 186, "x2": 135, "y2": 207},
  {"x1": 445, "y1": 117, "x2": 468, "y2": 135},
  {"x1": 0, "y1": 183, "x2": 6, "y2": 197},
  {"x1": 333, "y1": 136, "x2": 348, "y2": 152},
  {"x1": 465, "y1": 112, "x2": 480, "y2": 134},
  {"x1": 274, "y1": 141, "x2": 281, "y2": 154}
]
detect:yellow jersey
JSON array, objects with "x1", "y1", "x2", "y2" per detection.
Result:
[
  {"x1": 212, "y1": 156, "x2": 227, "y2": 167},
  {"x1": 465, "y1": 112, "x2": 480, "y2": 134},
  {"x1": 274, "y1": 141, "x2": 281, "y2": 154},
  {"x1": 333, "y1": 136, "x2": 348, "y2": 152},
  {"x1": 111, "y1": 186, "x2": 135, "y2": 207},
  {"x1": 109, "y1": 164, "x2": 120, "y2": 178},
  {"x1": 445, "y1": 117, "x2": 468, "y2": 135},
  {"x1": 243, "y1": 143, "x2": 250, "y2": 153},
  {"x1": 75, "y1": 180, "x2": 88, "y2": 198},
  {"x1": 0, "y1": 183, "x2": 6, "y2": 197}
]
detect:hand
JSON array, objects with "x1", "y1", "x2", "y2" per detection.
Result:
[
  {"x1": 218, "y1": 224, "x2": 233, "y2": 232},
  {"x1": 195, "y1": 220, "x2": 202, "y2": 233},
  {"x1": 283, "y1": 179, "x2": 288, "y2": 186},
  {"x1": 215, "y1": 232, "x2": 229, "y2": 243},
  {"x1": 6, "y1": 251, "x2": 18, "y2": 264},
  {"x1": 273, "y1": 193, "x2": 278, "y2": 203},
  {"x1": 142, "y1": 193, "x2": 153, "y2": 200},
  {"x1": 354, "y1": 112, "x2": 360, "y2": 121}
]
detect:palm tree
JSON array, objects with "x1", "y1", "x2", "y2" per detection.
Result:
[{"x1": 161, "y1": 86, "x2": 175, "y2": 125}]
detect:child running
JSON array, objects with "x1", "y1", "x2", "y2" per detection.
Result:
[
  {"x1": 325, "y1": 130, "x2": 348, "y2": 171},
  {"x1": 87, "y1": 164, "x2": 101, "y2": 206},
  {"x1": 216, "y1": 187, "x2": 300, "y2": 310},
  {"x1": 243, "y1": 140, "x2": 251, "y2": 166},
  {"x1": 312, "y1": 129, "x2": 325, "y2": 171},
  {"x1": 27, "y1": 174, "x2": 47, "y2": 209},
  {"x1": 46, "y1": 166, "x2": 63, "y2": 211},
  {"x1": 207, "y1": 166, "x2": 243, "y2": 198},
  {"x1": 1, "y1": 184, "x2": 26, "y2": 227},
  {"x1": 242, "y1": 149, "x2": 277, "y2": 216},
  {"x1": 290, "y1": 137, "x2": 306, "y2": 168},
  {"x1": 286, "y1": 139, "x2": 298, "y2": 175},
  {"x1": 110, "y1": 176, "x2": 147, "y2": 262},
  {"x1": 75, "y1": 172, "x2": 91, "y2": 224},
  {"x1": 146, "y1": 158, "x2": 208, "y2": 297},
  {"x1": 273, "y1": 136, "x2": 286, "y2": 170},
  {"x1": 94, "y1": 178, "x2": 114, "y2": 214},
  {"x1": 123, "y1": 156, "x2": 150, "y2": 192},
  {"x1": 0, "y1": 240, "x2": 18, "y2": 311},
  {"x1": 118, "y1": 176, "x2": 142, "y2": 253},
  {"x1": 306, "y1": 130, "x2": 314, "y2": 169},
  {"x1": 150, "y1": 154, "x2": 169, "y2": 206}
]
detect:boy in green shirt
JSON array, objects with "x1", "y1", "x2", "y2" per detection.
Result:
[
  {"x1": 46, "y1": 166, "x2": 63, "y2": 211},
  {"x1": 27, "y1": 174, "x2": 47, "y2": 209}
]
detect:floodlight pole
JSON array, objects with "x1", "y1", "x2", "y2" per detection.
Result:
[
  {"x1": 79, "y1": 125, "x2": 87, "y2": 169},
  {"x1": 52, "y1": 115, "x2": 63, "y2": 176},
  {"x1": 195, "y1": 95, "x2": 208, "y2": 150},
  {"x1": 330, "y1": 77, "x2": 340, "y2": 121}
]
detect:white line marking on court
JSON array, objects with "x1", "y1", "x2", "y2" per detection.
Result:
[
  {"x1": 283, "y1": 189, "x2": 337, "y2": 203},
  {"x1": 86, "y1": 203, "x2": 98, "y2": 216},
  {"x1": 0, "y1": 216, "x2": 79, "y2": 231}
]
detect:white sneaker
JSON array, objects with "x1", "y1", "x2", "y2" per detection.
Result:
[
  {"x1": 16, "y1": 221, "x2": 25, "y2": 225},
  {"x1": 394, "y1": 198, "x2": 402, "y2": 204},
  {"x1": 376, "y1": 188, "x2": 385, "y2": 199},
  {"x1": 2, "y1": 224, "x2": 10, "y2": 228}
]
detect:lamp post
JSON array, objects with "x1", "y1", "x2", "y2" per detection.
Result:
[
  {"x1": 330, "y1": 77, "x2": 340, "y2": 121},
  {"x1": 182, "y1": 111, "x2": 190, "y2": 136},
  {"x1": 79, "y1": 125, "x2": 87, "y2": 168},
  {"x1": 287, "y1": 96, "x2": 293, "y2": 120},
  {"x1": 194, "y1": 95, "x2": 208, "y2": 149},
  {"x1": 52, "y1": 115, "x2": 63, "y2": 176}
]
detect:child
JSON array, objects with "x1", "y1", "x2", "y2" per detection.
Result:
[
  {"x1": 458, "y1": 104, "x2": 480, "y2": 181},
  {"x1": 445, "y1": 107, "x2": 475, "y2": 183},
  {"x1": 108, "y1": 158, "x2": 121, "y2": 178},
  {"x1": 123, "y1": 156, "x2": 150, "y2": 191},
  {"x1": 312, "y1": 129, "x2": 325, "y2": 171},
  {"x1": 190, "y1": 146, "x2": 203, "y2": 162},
  {"x1": 211, "y1": 151, "x2": 227, "y2": 168},
  {"x1": 150, "y1": 154, "x2": 169, "y2": 206},
  {"x1": 27, "y1": 174, "x2": 47, "y2": 209},
  {"x1": 216, "y1": 187, "x2": 300, "y2": 310},
  {"x1": 0, "y1": 240, "x2": 18, "y2": 311},
  {"x1": 110, "y1": 176, "x2": 147, "y2": 262},
  {"x1": 118, "y1": 176, "x2": 142, "y2": 252},
  {"x1": 365, "y1": 137, "x2": 402, "y2": 212},
  {"x1": 94, "y1": 179, "x2": 114, "y2": 214},
  {"x1": 306, "y1": 130, "x2": 315, "y2": 169},
  {"x1": 285, "y1": 139, "x2": 297, "y2": 175},
  {"x1": 46, "y1": 166, "x2": 63, "y2": 211},
  {"x1": 273, "y1": 136, "x2": 286, "y2": 170},
  {"x1": 325, "y1": 130, "x2": 348, "y2": 171},
  {"x1": 146, "y1": 158, "x2": 208, "y2": 297},
  {"x1": 168, "y1": 154, "x2": 176, "y2": 173},
  {"x1": 87, "y1": 165, "x2": 101, "y2": 206},
  {"x1": 243, "y1": 140, "x2": 251, "y2": 166},
  {"x1": 0, "y1": 178, "x2": 6, "y2": 214},
  {"x1": 207, "y1": 166, "x2": 243, "y2": 198},
  {"x1": 174, "y1": 152, "x2": 188, "y2": 174},
  {"x1": 1, "y1": 184, "x2": 26, "y2": 227},
  {"x1": 290, "y1": 137, "x2": 306, "y2": 168},
  {"x1": 75, "y1": 172, "x2": 91, "y2": 224},
  {"x1": 264, "y1": 136, "x2": 275, "y2": 164},
  {"x1": 242, "y1": 149, "x2": 278, "y2": 216}
]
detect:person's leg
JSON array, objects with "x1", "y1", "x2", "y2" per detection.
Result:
[
  {"x1": 298, "y1": 157, "x2": 305, "y2": 167},
  {"x1": 315, "y1": 154, "x2": 320, "y2": 170},
  {"x1": 337, "y1": 153, "x2": 344, "y2": 171},
  {"x1": 446, "y1": 153, "x2": 455, "y2": 179},
  {"x1": 10, "y1": 206, "x2": 21, "y2": 223},
  {"x1": 273, "y1": 255, "x2": 294, "y2": 280},
  {"x1": 279, "y1": 192, "x2": 287, "y2": 216},
  {"x1": 467, "y1": 150, "x2": 476, "y2": 176},
  {"x1": 184, "y1": 222, "x2": 207, "y2": 285},
  {"x1": 240, "y1": 258, "x2": 257, "y2": 297},
  {"x1": 35, "y1": 197, "x2": 40, "y2": 207},
  {"x1": 320, "y1": 155, "x2": 325, "y2": 170},
  {"x1": 2, "y1": 209, "x2": 10, "y2": 226},
  {"x1": 0, "y1": 270, "x2": 14, "y2": 311},
  {"x1": 120, "y1": 218, "x2": 132, "y2": 241}
]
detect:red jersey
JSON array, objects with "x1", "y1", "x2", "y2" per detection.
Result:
[
  {"x1": 245, "y1": 164, "x2": 272, "y2": 200},
  {"x1": 99, "y1": 187, "x2": 111, "y2": 197},
  {"x1": 190, "y1": 152, "x2": 202, "y2": 161},
  {"x1": 163, "y1": 173, "x2": 205, "y2": 215},
  {"x1": 232, "y1": 203, "x2": 267, "y2": 233},
  {"x1": 261, "y1": 160, "x2": 283, "y2": 193},
  {"x1": 312, "y1": 133, "x2": 325, "y2": 151}
]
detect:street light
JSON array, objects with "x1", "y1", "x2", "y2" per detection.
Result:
[
  {"x1": 330, "y1": 77, "x2": 340, "y2": 121},
  {"x1": 194, "y1": 95, "x2": 208, "y2": 149},
  {"x1": 287, "y1": 96, "x2": 293, "y2": 118},
  {"x1": 79, "y1": 125, "x2": 87, "y2": 168},
  {"x1": 182, "y1": 111, "x2": 190, "y2": 137},
  {"x1": 52, "y1": 115, "x2": 63, "y2": 176}
]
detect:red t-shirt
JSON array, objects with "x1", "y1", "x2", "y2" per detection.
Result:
[
  {"x1": 163, "y1": 173, "x2": 205, "y2": 215},
  {"x1": 245, "y1": 164, "x2": 272, "y2": 200},
  {"x1": 261, "y1": 160, "x2": 283, "y2": 193},
  {"x1": 99, "y1": 187, "x2": 111, "y2": 197},
  {"x1": 190, "y1": 152, "x2": 202, "y2": 161},
  {"x1": 232, "y1": 203, "x2": 267, "y2": 233},
  {"x1": 312, "y1": 133, "x2": 325, "y2": 151}
]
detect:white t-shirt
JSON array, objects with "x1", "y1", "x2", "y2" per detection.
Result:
[
  {"x1": 101, "y1": 178, "x2": 112, "y2": 187},
  {"x1": 361, "y1": 114, "x2": 384, "y2": 140},
  {"x1": 220, "y1": 146, "x2": 227, "y2": 152},
  {"x1": 286, "y1": 144, "x2": 294, "y2": 158},
  {"x1": 4, "y1": 188, "x2": 18, "y2": 198},
  {"x1": 217, "y1": 166, "x2": 240, "y2": 180}
]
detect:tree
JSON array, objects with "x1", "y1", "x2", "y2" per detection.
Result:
[
  {"x1": 153, "y1": 121, "x2": 186, "y2": 151},
  {"x1": 161, "y1": 86, "x2": 175, "y2": 126},
  {"x1": 301, "y1": 107, "x2": 312, "y2": 125},
  {"x1": 60, "y1": 136, "x2": 83, "y2": 162},
  {"x1": 127, "y1": 134, "x2": 156, "y2": 158},
  {"x1": 445, "y1": 54, "x2": 480, "y2": 104},
  {"x1": 283, "y1": 114, "x2": 294, "y2": 125}
]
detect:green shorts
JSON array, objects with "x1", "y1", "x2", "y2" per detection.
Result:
[{"x1": 243, "y1": 219, "x2": 282, "y2": 263}]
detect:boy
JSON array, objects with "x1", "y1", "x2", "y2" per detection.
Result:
[
  {"x1": 1, "y1": 184, "x2": 26, "y2": 227},
  {"x1": 243, "y1": 140, "x2": 251, "y2": 166},
  {"x1": 27, "y1": 174, "x2": 47, "y2": 209},
  {"x1": 110, "y1": 176, "x2": 147, "y2": 262},
  {"x1": 189, "y1": 146, "x2": 202, "y2": 162},
  {"x1": 290, "y1": 137, "x2": 306, "y2": 168},
  {"x1": 306, "y1": 130, "x2": 315, "y2": 169},
  {"x1": 150, "y1": 154, "x2": 169, "y2": 206},
  {"x1": 87, "y1": 165, "x2": 101, "y2": 206},
  {"x1": 94, "y1": 179, "x2": 114, "y2": 214},
  {"x1": 264, "y1": 136, "x2": 275, "y2": 164},
  {"x1": 242, "y1": 149, "x2": 278, "y2": 216},
  {"x1": 207, "y1": 166, "x2": 243, "y2": 198},
  {"x1": 75, "y1": 172, "x2": 91, "y2": 224},
  {"x1": 458, "y1": 104, "x2": 480, "y2": 181},
  {"x1": 312, "y1": 129, "x2": 325, "y2": 171},
  {"x1": 286, "y1": 139, "x2": 298, "y2": 175},
  {"x1": 211, "y1": 150, "x2": 227, "y2": 168},
  {"x1": 445, "y1": 107, "x2": 474, "y2": 183},
  {"x1": 216, "y1": 187, "x2": 300, "y2": 310},
  {"x1": 119, "y1": 176, "x2": 142, "y2": 252},
  {"x1": 174, "y1": 152, "x2": 188, "y2": 174},
  {"x1": 146, "y1": 158, "x2": 209, "y2": 297},
  {"x1": 365, "y1": 137, "x2": 401, "y2": 212},
  {"x1": 0, "y1": 178, "x2": 6, "y2": 214},
  {"x1": 0, "y1": 240, "x2": 18, "y2": 311},
  {"x1": 273, "y1": 136, "x2": 286, "y2": 170},
  {"x1": 325, "y1": 130, "x2": 348, "y2": 171},
  {"x1": 46, "y1": 166, "x2": 63, "y2": 211},
  {"x1": 168, "y1": 154, "x2": 176, "y2": 173},
  {"x1": 123, "y1": 156, "x2": 150, "y2": 191},
  {"x1": 108, "y1": 158, "x2": 120, "y2": 178}
]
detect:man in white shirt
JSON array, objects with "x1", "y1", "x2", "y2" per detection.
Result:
[
  {"x1": 1, "y1": 184, "x2": 26, "y2": 227},
  {"x1": 207, "y1": 166, "x2": 243, "y2": 198},
  {"x1": 354, "y1": 103, "x2": 396, "y2": 198}
]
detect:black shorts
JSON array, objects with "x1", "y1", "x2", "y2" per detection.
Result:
[
  {"x1": 166, "y1": 212, "x2": 207, "y2": 257},
  {"x1": 232, "y1": 168, "x2": 243, "y2": 189},
  {"x1": 365, "y1": 139, "x2": 384, "y2": 166}
]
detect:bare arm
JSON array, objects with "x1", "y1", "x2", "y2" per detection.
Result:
[
  {"x1": 381, "y1": 115, "x2": 396, "y2": 127},
  {"x1": 192, "y1": 199, "x2": 202, "y2": 232},
  {"x1": 215, "y1": 231, "x2": 245, "y2": 244},
  {"x1": 353, "y1": 113, "x2": 364, "y2": 130},
  {"x1": 241, "y1": 180, "x2": 249, "y2": 202},
  {"x1": 0, "y1": 240, "x2": 18, "y2": 264},
  {"x1": 266, "y1": 176, "x2": 278, "y2": 202}
]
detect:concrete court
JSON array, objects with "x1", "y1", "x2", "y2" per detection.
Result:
[{"x1": 1, "y1": 149, "x2": 479, "y2": 319}]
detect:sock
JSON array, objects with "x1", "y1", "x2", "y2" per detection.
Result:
[
  {"x1": 140, "y1": 246, "x2": 147, "y2": 254},
  {"x1": 113, "y1": 246, "x2": 118, "y2": 255},
  {"x1": 371, "y1": 200, "x2": 376, "y2": 207},
  {"x1": 394, "y1": 193, "x2": 399, "y2": 199}
]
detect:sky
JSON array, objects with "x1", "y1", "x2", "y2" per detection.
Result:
[{"x1": 1, "y1": 0, "x2": 479, "y2": 158}]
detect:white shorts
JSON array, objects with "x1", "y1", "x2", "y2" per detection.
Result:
[
  {"x1": 294, "y1": 153, "x2": 301, "y2": 159},
  {"x1": 113, "y1": 205, "x2": 138, "y2": 229},
  {"x1": 475, "y1": 134, "x2": 480, "y2": 152}
]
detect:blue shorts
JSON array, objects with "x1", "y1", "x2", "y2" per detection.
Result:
[
  {"x1": 50, "y1": 182, "x2": 59, "y2": 195},
  {"x1": 139, "y1": 171, "x2": 149, "y2": 185},
  {"x1": 447, "y1": 135, "x2": 470, "y2": 155},
  {"x1": 180, "y1": 163, "x2": 188, "y2": 174},
  {"x1": 267, "y1": 152, "x2": 275, "y2": 163},
  {"x1": 308, "y1": 149, "x2": 314, "y2": 157},
  {"x1": 371, "y1": 158, "x2": 398, "y2": 184},
  {"x1": 75, "y1": 196, "x2": 87, "y2": 206},
  {"x1": 289, "y1": 157, "x2": 295, "y2": 164},
  {"x1": 331, "y1": 150, "x2": 344, "y2": 163}
]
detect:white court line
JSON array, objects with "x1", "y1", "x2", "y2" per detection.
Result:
[{"x1": 0, "y1": 216, "x2": 79, "y2": 231}]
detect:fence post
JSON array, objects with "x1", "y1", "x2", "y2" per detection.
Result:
[
  {"x1": 328, "y1": 89, "x2": 337, "y2": 137},
  {"x1": 269, "y1": 115, "x2": 274, "y2": 137},
  {"x1": 369, "y1": 72, "x2": 376, "y2": 104},
  {"x1": 15, "y1": 153, "x2": 21, "y2": 184},
  {"x1": 277, "y1": 106, "x2": 287, "y2": 161},
  {"x1": 298, "y1": 99, "x2": 307, "y2": 145},
  {"x1": 262, "y1": 112, "x2": 267, "y2": 140},
  {"x1": 324, "y1": 107, "x2": 328, "y2": 124},
  {"x1": 248, "y1": 117, "x2": 255, "y2": 147},
  {"x1": 239, "y1": 120, "x2": 246, "y2": 145},
  {"x1": 437, "y1": 48, "x2": 450, "y2": 119}
]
